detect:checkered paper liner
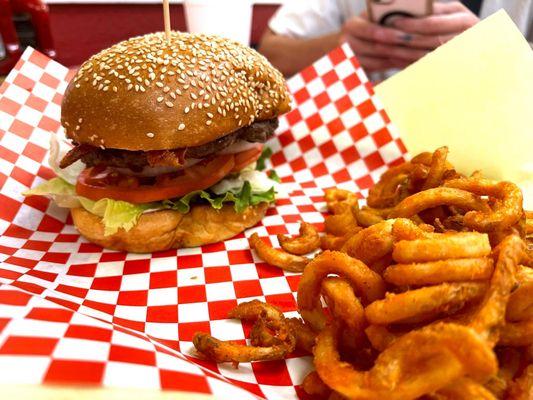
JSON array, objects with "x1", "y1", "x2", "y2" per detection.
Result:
[{"x1": 0, "y1": 44, "x2": 406, "y2": 399}]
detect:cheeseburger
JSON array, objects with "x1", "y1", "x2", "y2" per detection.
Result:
[{"x1": 25, "y1": 32, "x2": 291, "y2": 253}]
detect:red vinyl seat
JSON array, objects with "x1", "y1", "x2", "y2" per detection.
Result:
[{"x1": 0, "y1": 0, "x2": 55, "y2": 75}]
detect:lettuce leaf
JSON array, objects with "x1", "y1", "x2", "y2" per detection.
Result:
[
  {"x1": 268, "y1": 169, "x2": 281, "y2": 183},
  {"x1": 164, "y1": 182, "x2": 276, "y2": 214},
  {"x1": 256, "y1": 147, "x2": 273, "y2": 171},
  {"x1": 24, "y1": 175, "x2": 276, "y2": 236},
  {"x1": 79, "y1": 198, "x2": 155, "y2": 236},
  {"x1": 23, "y1": 177, "x2": 81, "y2": 208},
  {"x1": 24, "y1": 147, "x2": 279, "y2": 236},
  {"x1": 24, "y1": 178, "x2": 157, "y2": 236}
]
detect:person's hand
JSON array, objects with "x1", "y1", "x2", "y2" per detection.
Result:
[
  {"x1": 392, "y1": 2, "x2": 479, "y2": 49},
  {"x1": 341, "y1": 14, "x2": 429, "y2": 72}
]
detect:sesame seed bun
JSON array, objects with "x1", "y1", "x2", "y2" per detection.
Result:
[
  {"x1": 61, "y1": 32, "x2": 291, "y2": 151},
  {"x1": 71, "y1": 202, "x2": 268, "y2": 253}
]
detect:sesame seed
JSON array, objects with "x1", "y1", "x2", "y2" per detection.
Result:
[
  {"x1": 206, "y1": 120, "x2": 212, "y2": 125},
  {"x1": 178, "y1": 123, "x2": 186, "y2": 130},
  {"x1": 157, "y1": 96, "x2": 164, "y2": 102},
  {"x1": 146, "y1": 132, "x2": 155, "y2": 138},
  {"x1": 170, "y1": 92, "x2": 176, "y2": 99},
  {"x1": 156, "y1": 82, "x2": 164, "y2": 88},
  {"x1": 165, "y1": 101, "x2": 174, "y2": 108}
]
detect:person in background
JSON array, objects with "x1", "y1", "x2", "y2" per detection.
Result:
[{"x1": 259, "y1": 0, "x2": 533, "y2": 77}]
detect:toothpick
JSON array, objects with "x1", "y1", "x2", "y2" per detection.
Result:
[{"x1": 163, "y1": 0, "x2": 171, "y2": 43}]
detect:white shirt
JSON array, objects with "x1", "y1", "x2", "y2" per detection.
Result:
[{"x1": 269, "y1": 0, "x2": 533, "y2": 42}]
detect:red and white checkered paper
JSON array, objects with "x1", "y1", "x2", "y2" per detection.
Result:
[{"x1": 0, "y1": 44, "x2": 407, "y2": 399}]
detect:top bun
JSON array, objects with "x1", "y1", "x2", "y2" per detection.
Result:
[{"x1": 61, "y1": 32, "x2": 291, "y2": 151}]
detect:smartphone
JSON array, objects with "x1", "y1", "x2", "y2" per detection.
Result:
[{"x1": 366, "y1": 0, "x2": 433, "y2": 26}]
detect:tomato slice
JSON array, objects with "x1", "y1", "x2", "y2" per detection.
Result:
[
  {"x1": 76, "y1": 154, "x2": 235, "y2": 203},
  {"x1": 231, "y1": 146, "x2": 263, "y2": 173}
]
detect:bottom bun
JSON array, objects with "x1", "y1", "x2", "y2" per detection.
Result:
[{"x1": 71, "y1": 203, "x2": 268, "y2": 253}]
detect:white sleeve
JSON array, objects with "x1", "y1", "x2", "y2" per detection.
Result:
[{"x1": 268, "y1": 0, "x2": 344, "y2": 39}]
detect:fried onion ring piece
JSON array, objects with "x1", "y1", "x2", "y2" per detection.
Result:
[
  {"x1": 302, "y1": 371, "x2": 331, "y2": 398},
  {"x1": 468, "y1": 235, "x2": 524, "y2": 343},
  {"x1": 410, "y1": 151, "x2": 433, "y2": 165},
  {"x1": 324, "y1": 213, "x2": 360, "y2": 237},
  {"x1": 526, "y1": 211, "x2": 533, "y2": 235},
  {"x1": 506, "y1": 364, "x2": 533, "y2": 400},
  {"x1": 444, "y1": 178, "x2": 523, "y2": 232},
  {"x1": 322, "y1": 277, "x2": 366, "y2": 348},
  {"x1": 297, "y1": 251, "x2": 385, "y2": 331},
  {"x1": 388, "y1": 187, "x2": 489, "y2": 219},
  {"x1": 193, "y1": 331, "x2": 295, "y2": 363},
  {"x1": 277, "y1": 222, "x2": 320, "y2": 255},
  {"x1": 367, "y1": 163, "x2": 414, "y2": 208},
  {"x1": 353, "y1": 205, "x2": 386, "y2": 227},
  {"x1": 383, "y1": 258, "x2": 494, "y2": 286},
  {"x1": 498, "y1": 319, "x2": 533, "y2": 347},
  {"x1": 369, "y1": 172, "x2": 410, "y2": 209},
  {"x1": 250, "y1": 316, "x2": 291, "y2": 347},
  {"x1": 314, "y1": 322, "x2": 496, "y2": 400},
  {"x1": 506, "y1": 266, "x2": 533, "y2": 322},
  {"x1": 286, "y1": 318, "x2": 316, "y2": 354},
  {"x1": 421, "y1": 146, "x2": 449, "y2": 190},
  {"x1": 324, "y1": 188, "x2": 358, "y2": 214},
  {"x1": 321, "y1": 234, "x2": 350, "y2": 251},
  {"x1": 392, "y1": 232, "x2": 491, "y2": 263},
  {"x1": 365, "y1": 282, "x2": 488, "y2": 325},
  {"x1": 484, "y1": 347, "x2": 522, "y2": 398},
  {"x1": 433, "y1": 378, "x2": 497, "y2": 400},
  {"x1": 365, "y1": 325, "x2": 400, "y2": 351},
  {"x1": 341, "y1": 220, "x2": 395, "y2": 265},
  {"x1": 228, "y1": 299, "x2": 283, "y2": 322},
  {"x1": 249, "y1": 233, "x2": 309, "y2": 273},
  {"x1": 391, "y1": 218, "x2": 434, "y2": 241}
]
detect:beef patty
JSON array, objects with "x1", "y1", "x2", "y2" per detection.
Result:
[{"x1": 60, "y1": 118, "x2": 278, "y2": 171}]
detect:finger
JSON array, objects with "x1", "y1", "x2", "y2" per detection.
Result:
[
  {"x1": 386, "y1": 58, "x2": 412, "y2": 69},
  {"x1": 399, "y1": 32, "x2": 457, "y2": 50},
  {"x1": 345, "y1": 36, "x2": 429, "y2": 61},
  {"x1": 343, "y1": 16, "x2": 407, "y2": 45},
  {"x1": 393, "y1": 13, "x2": 478, "y2": 35},
  {"x1": 357, "y1": 55, "x2": 413, "y2": 73},
  {"x1": 358, "y1": 55, "x2": 395, "y2": 73},
  {"x1": 433, "y1": 1, "x2": 469, "y2": 14}
]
